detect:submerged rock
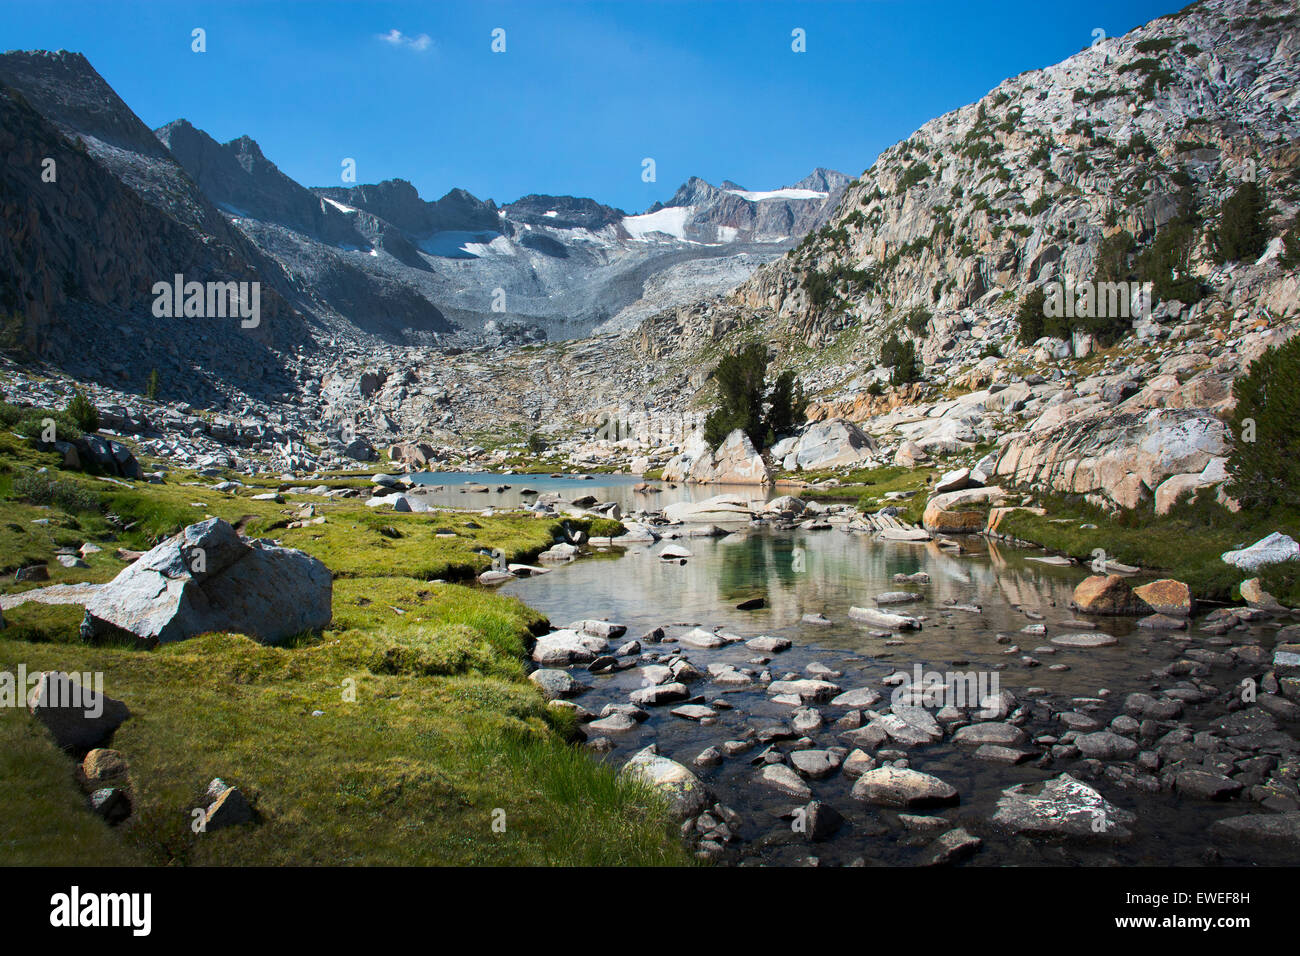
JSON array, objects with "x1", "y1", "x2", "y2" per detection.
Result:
[
  {"x1": 851, "y1": 767, "x2": 959, "y2": 808},
  {"x1": 991, "y1": 773, "x2": 1135, "y2": 841}
]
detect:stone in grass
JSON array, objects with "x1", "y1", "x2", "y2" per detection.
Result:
[
  {"x1": 82, "y1": 748, "x2": 129, "y2": 782},
  {"x1": 622, "y1": 745, "x2": 713, "y2": 819},
  {"x1": 202, "y1": 778, "x2": 253, "y2": 831},
  {"x1": 27, "y1": 672, "x2": 130, "y2": 751},
  {"x1": 90, "y1": 787, "x2": 131, "y2": 825}
]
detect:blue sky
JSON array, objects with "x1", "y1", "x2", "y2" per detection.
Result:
[{"x1": 5, "y1": 0, "x2": 1181, "y2": 212}]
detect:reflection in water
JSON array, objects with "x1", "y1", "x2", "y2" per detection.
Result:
[{"x1": 499, "y1": 526, "x2": 1279, "y2": 866}]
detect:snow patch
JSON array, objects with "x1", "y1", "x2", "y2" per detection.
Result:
[
  {"x1": 623, "y1": 206, "x2": 694, "y2": 241},
  {"x1": 322, "y1": 197, "x2": 358, "y2": 213},
  {"x1": 724, "y1": 188, "x2": 828, "y2": 201}
]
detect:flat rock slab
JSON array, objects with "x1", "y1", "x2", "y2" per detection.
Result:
[
  {"x1": 991, "y1": 773, "x2": 1134, "y2": 842},
  {"x1": 973, "y1": 744, "x2": 1037, "y2": 765},
  {"x1": 952, "y1": 721, "x2": 1028, "y2": 747},
  {"x1": 746, "y1": 635, "x2": 791, "y2": 653},
  {"x1": 630, "y1": 683, "x2": 689, "y2": 707},
  {"x1": 759, "y1": 764, "x2": 813, "y2": 799},
  {"x1": 830, "y1": 687, "x2": 882, "y2": 708},
  {"x1": 679, "y1": 628, "x2": 730, "y2": 649},
  {"x1": 671, "y1": 704, "x2": 716, "y2": 721},
  {"x1": 1174, "y1": 770, "x2": 1243, "y2": 801},
  {"x1": 0, "y1": 582, "x2": 104, "y2": 611},
  {"x1": 768, "y1": 679, "x2": 842, "y2": 703},
  {"x1": 587, "y1": 712, "x2": 638, "y2": 733},
  {"x1": 1051, "y1": 632, "x2": 1118, "y2": 648},
  {"x1": 789, "y1": 749, "x2": 839, "y2": 780},
  {"x1": 849, "y1": 606, "x2": 922, "y2": 630},
  {"x1": 851, "y1": 766, "x2": 959, "y2": 809},
  {"x1": 1208, "y1": 812, "x2": 1300, "y2": 849}
]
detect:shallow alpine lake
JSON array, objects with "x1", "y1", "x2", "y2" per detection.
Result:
[
  {"x1": 501, "y1": 527, "x2": 1298, "y2": 867},
  {"x1": 407, "y1": 470, "x2": 782, "y2": 512}
]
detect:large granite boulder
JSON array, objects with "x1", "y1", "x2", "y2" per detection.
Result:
[
  {"x1": 922, "y1": 486, "x2": 1009, "y2": 533},
  {"x1": 707, "y1": 429, "x2": 772, "y2": 484},
  {"x1": 1071, "y1": 574, "x2": 1148, "y2": 615},
  {"x1": 83, "y1": 518, "x2": 332, "y2": 645},
  {"x1": 662, "y1": 429, "x2": 770, "y2": 485},
  {"x1": 782, "y1": 419, "x2": 876, "y2": 471}
]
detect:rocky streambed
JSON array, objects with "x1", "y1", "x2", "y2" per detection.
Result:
[{"x1": 503, "y1": 527, "x2": 1300, "y2": 866}]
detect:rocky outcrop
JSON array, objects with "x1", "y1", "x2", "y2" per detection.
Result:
[
  {"x1": 994, "y1": 410, "x2": 1229, "y2": 510},
  {"x1": 661, "y1": 430, "x2": 771, "y2": 485},
  {"x1": 83, "y1": 517, "x2": 332, "y2": 645},
  {"x1": 775, "y1": 418, "x2": 877, "y2": 471}
]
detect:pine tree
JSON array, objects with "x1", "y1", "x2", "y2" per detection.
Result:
[
  {"x1": 1226, "y1": 334, "x2": 1300, "y2": 511},
  {"x1": 1215, "y1": 180, "x2": 1269, "y2": 263},
  {"x1": 65, "y1": 388, "x2": 99, "y2": 433}
]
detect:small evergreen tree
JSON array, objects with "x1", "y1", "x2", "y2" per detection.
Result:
[
  {"x1": 766, "y1": 369, "x2": 807, "y2": 439},
  {"x1": 146, "y1": 368, "x2": 160, "y2": 400},
  {"x1": 880, "y1": 333, "x2": 920, "y2": 386},
  {"x1": 1225, "y1": 334, "x2": 1300, "y2": 512},
  {"x1": 1214, "y1": 180, "x2": 1269, "y2": 263},
  {"x1": 704, "y1": 342, "x2": 767, "y2": 447},
  {"x1": 65, "y1": 388, "x2": 99, "y2": 433},
  {"x1": 1016, "y1": 287, "x2": 1047, "y2": 345}
]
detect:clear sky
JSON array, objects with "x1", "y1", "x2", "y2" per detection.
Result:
[{"x1": 4, "y1": 0, "x2": 1182, "y2": 212}]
